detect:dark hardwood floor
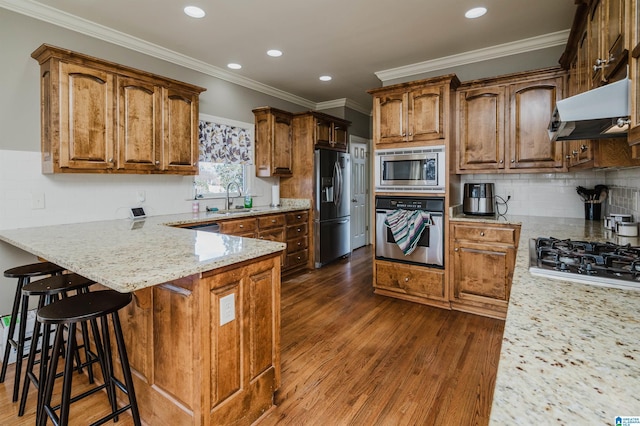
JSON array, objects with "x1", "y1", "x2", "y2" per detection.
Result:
[
  {"x1": 258, "y1": 246, "x2": 505, "y2": 425},
  {"x1": 0, "y1": 245, "x2": 504, "y2": 425}
]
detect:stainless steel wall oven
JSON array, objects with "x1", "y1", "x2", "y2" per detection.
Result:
[{"x1": 375, "y1": 196, "x2": 444, "y2": 268}]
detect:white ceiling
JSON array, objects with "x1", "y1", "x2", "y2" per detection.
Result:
[{"x1": 3, "y1": 0, "x2": 577, "y2": 111}]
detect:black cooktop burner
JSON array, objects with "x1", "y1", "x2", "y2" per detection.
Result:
[{"x1": 530, "y1": 237, "x2": 640, "y2": 287}]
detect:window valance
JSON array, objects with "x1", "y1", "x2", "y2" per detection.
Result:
[{"x1": 198, "y1": 117, "x2": 253, "y2": 165}]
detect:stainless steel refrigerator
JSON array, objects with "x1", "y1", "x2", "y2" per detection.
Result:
[{"x1": 314, "y1": 148, "x2": 351, "y2": 268}]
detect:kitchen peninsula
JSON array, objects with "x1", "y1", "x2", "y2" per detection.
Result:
[{"x1": 0, "y1": 205, "x2": 306, "y2": 426}]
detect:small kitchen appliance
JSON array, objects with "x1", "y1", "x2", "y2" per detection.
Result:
[{"x1": 463, "y1": 183, "x2": 496, "y2": 216}]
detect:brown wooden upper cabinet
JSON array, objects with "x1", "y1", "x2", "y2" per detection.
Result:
[
  {"x1": 31, "y1": 44, "x2": 205, "y2": 175},
  {"x1": 456, "y1": 68, "x2": 567, "y2": 173},
  {"x1": 628, "y1": 0, "x2": 640, "y2": 148},
  {"x1": 368, "y1": 75, "x2": 459, "y2": 148},
  {"x1": 253, "y1": 107, "x2": 293, "y2": 177},
  {"x1": 312, "y1": 113, "x2": 349, "y2": 151},
  {"x1": 561, "y1": 0, "x2": 640, "y2": 161},
  {"x1": 589, "y1": 0, "x2": 627, "y2": 86}
]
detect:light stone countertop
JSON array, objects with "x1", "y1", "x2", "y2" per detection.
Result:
[
  {"x1": 0, "y1": 201, "x2": 310, "y2": 293},
  {"x1": 453, "y1": 214, "x2": 640, "y2": 424}
]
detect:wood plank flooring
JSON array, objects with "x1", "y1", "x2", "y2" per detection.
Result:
[
  {"x1": 0, "y1": 245, "x2": 504, "y2": 425},
  {"x1": 257, "y1": 246, "x2": 505, "y2": 425}
]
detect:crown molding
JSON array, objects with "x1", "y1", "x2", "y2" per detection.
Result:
[
  {"x1": 375, "y1": 30, "x2": 570, "y2": 82},
  {"x1": 0, "y1": 0, "x2": 323, "y2": 109},
  {"x1": 316, "y1": 98, "x2": 372, "y2": 116}
]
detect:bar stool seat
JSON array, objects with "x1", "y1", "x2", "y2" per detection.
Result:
[
  {"x1": 1, "y1": 261, "x2": 65, "y2": 402},
  {"x1": 18, "y1": 273, "x2": 95, "y2": 417},
  {"x1": 37, "y1": 290, "x2": 141, "y2": 426}
]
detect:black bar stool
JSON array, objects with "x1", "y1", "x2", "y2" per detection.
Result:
[
  {"x1": 1, "y1": 261, "x2": 65, "y2": 402},
  {"x1": 18, "y1": 273, "x2": 96, "y2": 417},
  {"x1": 37, "y1": 290, "x2": 141, "y2": 426}
]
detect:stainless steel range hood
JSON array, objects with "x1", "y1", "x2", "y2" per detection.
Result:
[{"x1": 548, "y1": 77, "x2": 630, "y2": 142}]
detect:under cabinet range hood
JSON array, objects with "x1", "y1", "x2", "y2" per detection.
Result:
[{"x1": 548, "y1": 77, "x2": 630, "y2": 142}]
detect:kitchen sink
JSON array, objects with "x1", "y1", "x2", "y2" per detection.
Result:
[{"x1": 209, "y1": 207, "x2": 267, "y2": 215}]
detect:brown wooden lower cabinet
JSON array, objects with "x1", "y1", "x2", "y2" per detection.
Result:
[
  {"x1": 449, "y1": 221, "x2": 521, "y2": 320},
  {"x1": 108, "y1": 253, "x2": 281, "y2": 426},
  {"x1": 373, "y1": 259, "x2": 449, "y2": 309},
  {"x1": 204, "y1": 209, "x2": 310, "y2": 275}
]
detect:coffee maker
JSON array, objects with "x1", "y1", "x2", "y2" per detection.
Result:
[{"x1": 463, "y1": 183, "x2": 496, "y2": 216}]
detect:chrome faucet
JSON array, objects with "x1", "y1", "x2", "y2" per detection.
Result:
[{"x1": 226, "y1": 182, "x2": 242, "y2": 210}]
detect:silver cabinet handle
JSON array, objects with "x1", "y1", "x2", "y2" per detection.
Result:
[
  {"x1": 155, "y1": 160, "x2": 160, "y2": 165},
  {"x1": 480, "y1": 232, "x2": 485, "y2": 236}
]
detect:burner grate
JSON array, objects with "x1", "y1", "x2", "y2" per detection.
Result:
[{"x1": 530, "y1": 237, "x2": 640, "y2": 290}]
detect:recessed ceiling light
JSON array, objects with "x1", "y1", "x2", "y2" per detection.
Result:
[
  {"x1": 227, "y1": 63, "x2": 242, "y2": 70},
  {"x1": 465, "y1": 7, "x2": 487, "y2": 19},
  {"x1": 184, "y1": 6, "x2": 205, "y2": 18},
  {"x1": 319, "y1": 75, "x2": 332, "y2": 82},
  {"x1": 267, "y1": 49, "x2": 283, "y2": 57}
]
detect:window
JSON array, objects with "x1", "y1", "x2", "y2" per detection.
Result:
[{"x1": 195, "y1": 114, "x2": 254, "y2": 198}]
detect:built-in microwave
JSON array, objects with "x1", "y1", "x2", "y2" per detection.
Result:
[{"x1": 374, "y1": 146, "x2": 446, "y2": 193}]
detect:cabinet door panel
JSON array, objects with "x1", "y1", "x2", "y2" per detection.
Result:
[
  {"x1": 375, "y1": 92, "x2": 406, "y2": 144},
  {"x1": 59, "y1": 62, "x2": 114, "y2": 169},
  {"x1": 164, "y1": 88, "x2": 198, "y2": 173},
  {"x1": 117, "y1": 77, "x2": 160, "y2": 171},
  {"x1": 409, "y1": 85, "x2": 444, "y2": 141},
  {"x1": 457, "y1": 87, "x2": 505, "y2": 171},
  {"x1": 315, "y1": 118, "x2": 331, "y2": 146},
  {"x1": 508, "y1": 78, "x2": 565, "y2": 170},
  {"x1": 453, "y1": 245, "x2": 509, "y2": 301},
  {"x1": 273, "y1": 115, "x2": 292, "y2": 174}
]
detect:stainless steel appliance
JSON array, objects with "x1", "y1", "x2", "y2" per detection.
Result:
[
  {"x1": 315, "y1": 149, "x2": 350, "y2": 268},
  {"x1": 374, "y1": 146, "x2": 445, "y2": 193},
  {"x1": 375, "y1": 196, "x2": 444, "y2": 267},
  {"x1": 529, "y1": 237, "x2": 640, "y2": 291},
  {"x1": 463, "y1": 183, "x2": 496, "y2": 216}
]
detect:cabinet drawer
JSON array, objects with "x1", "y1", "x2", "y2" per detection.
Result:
[
  {"x1": 375, "y1": 262, "x2": 445, "y2": 299},
  {"x1": 258, "y1": 214, "x2": 286, "y2": 230},
  {"x1": 286, "y1": 223, "x2": 308, "y2": 239},
  {"x1": 286, "y1": 235, "x2": 308, "y2": 254},
  {"x1": 452, "y1": 224, "x2": 516, "y2": 245},
  {"x1": 258, "y1": 228, "x2": 285, "y2": 242},
  {"x1": 286, "y1": 211, "x2": 308, "y2": 225},
  {"x1": 218, "y1": 218, "x2": 257, "y2": 235},
  {"x1": 286, "y1": 249, "x2": 308, "y2": 268}
]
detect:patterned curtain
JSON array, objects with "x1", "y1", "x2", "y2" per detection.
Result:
[{"x1": 198, "y1": 120, "x2": 252, "y2": 165}]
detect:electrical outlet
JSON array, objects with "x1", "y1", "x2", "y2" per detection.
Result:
[
  {"x1": 220, "y1": 294, "x2": 235, "y2": 326},
  {"x1": 136, "y1": 190, "x2": 146, "y2": 203},
  {"x1": 32, "y1": 192, "x2": 45, "y2": 209},
  {"x1": 505, "y1": 188, "x2": 513, "y2": 200}
]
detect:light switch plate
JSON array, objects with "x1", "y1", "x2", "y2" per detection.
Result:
[{"x1": 220, "y1": 294, "x2": 235, "y2": 325}]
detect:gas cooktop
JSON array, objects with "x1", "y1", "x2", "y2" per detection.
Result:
[{"x1": 529, "y1": 237, "x2": 640, "y2": 291}]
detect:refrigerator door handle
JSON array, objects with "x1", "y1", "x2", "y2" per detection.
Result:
[{"x1": 333, "y1": 161, "x2": 341, "y2": 207}]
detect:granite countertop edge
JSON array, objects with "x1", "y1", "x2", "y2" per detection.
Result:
[{"x1": 0, "y1": 202, "x2": 310, "y2": 293}]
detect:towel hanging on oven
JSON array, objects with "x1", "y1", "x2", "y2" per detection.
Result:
[{"x1": 384, "y1": 209, "x2": 433, "y2": 256}]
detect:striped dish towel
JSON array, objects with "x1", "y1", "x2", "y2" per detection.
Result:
[{"x1": 384, "y1": 209, "x2": 433, "y2": 256}]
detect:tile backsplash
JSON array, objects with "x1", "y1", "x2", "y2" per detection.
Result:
[
  {"x1": 605, "y1": 168, "x2": 640, "y2": 220},
  {"x1": 460, "y1": 167, "x2": 640, "y2": 220}
]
